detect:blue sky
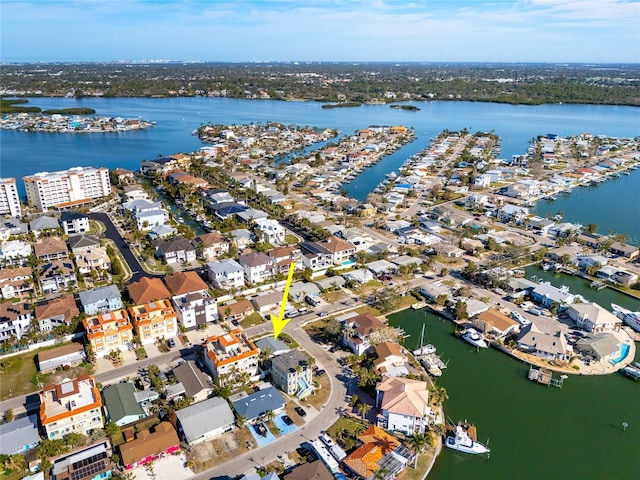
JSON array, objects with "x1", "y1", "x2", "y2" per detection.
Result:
[{"x1": 2, "y1": 0, "x2": 639, "y2": 63}]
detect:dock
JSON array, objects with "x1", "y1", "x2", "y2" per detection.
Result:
[
  {"x1": 411, "y1": 301, "x2": 427, "y2": 310},
  {"x1": 590, "y1": 281, "x2": 606, "y2": 291},
  {"x1": 528, "y1": 365, "x2": 566, "y2": 388}
]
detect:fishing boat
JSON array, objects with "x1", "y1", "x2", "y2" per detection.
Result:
[
  {"x1": 620, "y1": 365, "x2": 640, "y2": 381},
  {"x1": 420, "y1": 356, "x2": 442, "y2": 377},
  {"x1": 611, "y1": 304, "x2": 640, "y2": 333},
  {"x1": 462, "y1": 328, "x2": 489, "y2": 349},
  {"x1": 445, "y1": 424, "x2": 490, "y2": 455}
]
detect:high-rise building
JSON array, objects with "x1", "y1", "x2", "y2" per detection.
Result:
[
  {"x1": 23, "y1": 166, "x2": 111, "y2": 211},
  {"x1": 0, "y1": 178, "x2": 22, "y2": 217}
]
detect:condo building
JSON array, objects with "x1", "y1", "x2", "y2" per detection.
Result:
[
  {"x1": 0, "y1": 178, "x2": 22, "y2": 217},
  {"x1": 23, "y1": 166, "x2": 111, "y2": 211}
]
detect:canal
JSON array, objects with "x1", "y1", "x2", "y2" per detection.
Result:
[{"x1": 388, "y1": 268, "x2": 639, "y2": 480}]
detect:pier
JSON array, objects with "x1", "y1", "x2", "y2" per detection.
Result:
[
  {"x1": 590, "y1": 281, "x2": 607, "y2": 291},
  {"x1": 528, "y1": 365, "x2": 566, "y2": 388}
]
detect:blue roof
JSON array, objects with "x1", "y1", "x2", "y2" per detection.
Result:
[
  {"x1": 0, "y1": 414, "x2": 40, "y2": 455},
  {"x1": 232, "y1": 386, "x2": 285, "y2": 421}
]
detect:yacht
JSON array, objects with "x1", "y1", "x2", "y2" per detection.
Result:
[
  {"x1": 462, "y1": 328, "x2": 489, "y2": 348},
  {"x1": 445, "y1": 424, "x2": 490, "y2": 455},
  {"x1": 413, "y1": 344, "x2": 436, "y2": 357},
  {"x1": 420, "y1": 356, "x2": 442, "y2": 377},
  {"x1": 611, "y1": 304, "x2": 640, "y2": 333}
]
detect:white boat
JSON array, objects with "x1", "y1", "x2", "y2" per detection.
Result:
[
  {"x1": 413, "y1": 344, "x2": 436, "y2": 356},
  {"x1": 445, "y1": 425, "x2": 490, "y2": 455},
  {"x1": 420, "y1": 357, "x2": 442, "y2": 377},
  {"x1": 611, "y1": 304, "x2": 640, "y2": 333},
  {"x1": 462, "y1": 328, "x2": 489, "y2": 349}
]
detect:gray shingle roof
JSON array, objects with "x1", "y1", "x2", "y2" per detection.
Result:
[
  {"x1": 175, "y1": 396, "x2": 234, "y2": 444},
  {"x1": 173, "y1": 361, "x2": 211, "y2": 398},
  {"x1": 271, "y1": 349, "x2": 309, "y2": 373},
  {"x1": 0, "y1": 414, "x2": 40, "y2": 455},
  {"x1": 232, "y1": 386, "x2": 285, "y2": 420},
  {"x1": 79, "y1": 285, "x2": 122, "y2": 306}
]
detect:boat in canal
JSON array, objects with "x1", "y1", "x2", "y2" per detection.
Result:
[
  {"x1": 611, "y1": 303, "x2": 640, "y2": 333},
  {"x1": 421, "y1": 355, "x2": 443, "y2": 377},
  {"x1": 461, "y1": 328, "x2": 489, "y2": 349},
  {"x1": 413, "y1": 324, "x2": 437, "y2": 357},
  {"x1": 445, "y1": 424, "x2": 490, "y2": 455}
]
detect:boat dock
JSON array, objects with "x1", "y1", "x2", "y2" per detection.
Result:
[
  {"x1": 412, "y1": 301, "x2": 427, "y2": 310},
  {"x1": 528, "y1": 365, "x2": 566, "y2": 388},
  {"x1": 590, "y1": 281, "x2": 607, "y2": 291}
]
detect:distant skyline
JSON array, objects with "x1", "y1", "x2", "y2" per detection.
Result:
[{"x1": 2, "y1": 0, "x2": 639, "y2": 64}]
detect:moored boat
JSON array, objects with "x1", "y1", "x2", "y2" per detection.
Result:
[
  {"x1": 611, "y1": 304, "x2": 640, "y2": 333},
  {"x1": 461, "y1": 328, "x2": 489, "y2": 349},
  {"x1": 445, "y1": 424, "x2": 490, "y2": 455}
]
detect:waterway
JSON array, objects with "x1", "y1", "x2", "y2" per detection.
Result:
[{"x1": 389, "y1": 282, "x2": 640, "y2": 480}]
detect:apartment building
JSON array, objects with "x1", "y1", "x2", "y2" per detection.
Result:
[
  {"x1": 39, "y1": 375, "x2": 104, "y2": 440},
  {"x1": 129, "y1": 299, "x2": 178, "y2": 345},
  {"x1": 0, "y1": 178, "x2": 22, "y2": 217},
  {"x1": 24, "y1": 166, "x2": 111, "y2": 212},
  {"x1": 82, "y1": 309, "x2": 134, "y2": 353},
  {"x1": 203, "y1": 328, "x2": 260, "y2": 381}
]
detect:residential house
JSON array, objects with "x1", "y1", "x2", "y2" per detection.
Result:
[
  {"x1": 60, "y1": 212, "x2": 90, "y2": 235},
  {"x1": 373, "y1": 342, "x2": 408, "y2": 377},
  {"x1": 0, "y1": 266, "x2": 33, "y2": 299},
  {"x1": 314, "y1": 276, "x2": 347, "y2": 292},
  {"x1": 254, "y1": 336, "x2": 290, "y2": 357},
  {"x1": 375, "y1": 377, "x2": 433, "y2": 435},
  {"x1": 497, "y1": 204, "x2": 529, "y2": 224},
  {"x1": 122, "y1": 185, "x2": 149, "y2": 201},
  {"x1": 231, "y1": 385, "x2": 286, "y2": 423},
  {"x1": 531, "y1": 283, "x2": 575, "y2": 308},
  {"x1": 320, "y1": 236, "x2": 356, "y2": 265},
  {"x1": 358, "y1": 203, "x2": 377, "y2": 217},
  {"x1": 114, "y1": 168, "x2": 135, "y2": 184},
  {"x1": 119, "y1": 422, "x2": 180, "y2": 470},
  {"x1": 575, "y1": 334, "x2": 623, "y2": 362},
  {"x1": 172, "y1": 360, "x2": 213, "y2": 403},
  {"x1": 343, "y1": 268, "x2": 374, "y2": 284},
  {"x1": 566, "y1": 302, "x2": 622, "y2": 333},
  {"x1": 207, "y1": 259, "x2": 245, "y2": 290},
  {"x1": 271, "y1": 349, "x2": 314, "y2": 398},
  {"x1": 473, "y1": 309, "x2": 520, "y2": 338},
  {"x1": 122, "y1": 199, "x2": 169, "y2": 231},
  {"x1": 218, "y1": 300, "x2": 254, "y2": 323},
  {"x1": 0, "y1": 240, "x2": 32, "y2": 266},
  {"x1": 608, "y1": 241, "x2": 639, "y2": 260},
  {"x1": 39, "y1": 259, "x2": 77, "y2": 294},
  {"x1": 79, "y1": 285, "x2": 123, "y2": 315},
  {"x1": 29, "y1": 215, "x2": 60, "y2": 236},
  {"x1": 74, "y1": 246, "x2": 111, "y2": 275},
  {"x1": 129, "y1": 299, "x2": 178, "y2": 345},
  {"x1": 342, "y1": 312, "x2": 387, "y2": 355},
  {"x1": 516, "y1": 325, "x2": 570, "y2": 362},
  {"x1": 419, "y1": 282, "x2": 454, "y2": 303},
  {"x1": 0, "y1": 301, "x2": 32, "y2": 341},
  {"x1": 343, "y1": 425, "x2": 402, "y2": 480},
  {"x1": 299, "y1": 241, "x2": 333, "y2": 271},
  {"x1": 83, "y1": 309, "x2": 134, "y2": 354},
  {"x1": 35, "y1": 294, "x2": 79, "y2": 332},
  {"x1": 251, "y1": 291, "x2": 283, "y2": 316},
  {"x1": 37, "y1": 343, "x2": 85, "y2": 373},
  {"x1": 148, "y1": 224, "x2": 177, "y2": 240},
  {"x1": 139, "y1": 156, "x2": 179, "y2": 174},
  {"x1": 227, "y1": 228, "x2": 255, "y2": 250},
  {"x1": 174, "y1": 397, "x2": 234, "y2": 446},
  {"x1": 238, "y1": 252, "x2": 275, "y2": 285},
  {"x1": 283, "y1": 460, "x2": 334, "y2": 480},
  {"x1": 268, "y1": 246, "x2": 302, "y2": 274},
  {"x1": 39, "y1": 375, "x2": 104, "y2": 440},
  {"x1": 153, "y1": 237, "x2": 197, "y2": 265},
  {"x1": 193, "y1": 232, "x2": 230, "y2": 261},
  {"x1": 68, "y1": 234, "x2": 101, "y2": 254},
  {"x1": 127, "y1": 277, "x2": 171, "y2": 305},
  {"x1": 51, "y1": 440, "x2": 113, "y2": 480},
  {"x1": 0, "y1": 414, "x2": 40, "y2": 455},
  {"x1": 610, "y1": 269, "x2": 638, "y2": 286},
  {"x1": 166, "y1": 271, "x2": 218, "y2": 329},
  {"x1": 254, "y1": 218, "x2": 286, "y2": 245},
  {"x1": 288, "y1": 281, "x2": 321, "y2": 303},
  {"x1": 202, "y1": 328, "x2": 260, "y2": 381},
  {"x1": 102, "y1": 383, "x2": 146, "y2": 426},
  {"x1": 34, "y1": 237, "x2": 69, "y2": 261},
  {"x1": 0, "y1": 219, "x2": 28, "y2": 242}
]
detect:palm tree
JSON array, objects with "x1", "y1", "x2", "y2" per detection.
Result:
[
  {"x1": 372, "y1": 467, "x2": 388, "y2": 480},
  {"x1": 235, "y1": 415, "x2": 247, "y2": 428},
  {"x1": 407, "y1": 432, "x2": 429, "y2": 467},
  {"x1": 358, "y1": 402, "x2": 372, "y2": 421}
]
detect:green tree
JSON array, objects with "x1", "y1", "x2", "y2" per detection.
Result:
[
  {"x1": 4, "y1": 408, "x2": 14, "y2": 423},
  {"x1": 358, "y1": 402, "x2": 372, "y2": 420}
]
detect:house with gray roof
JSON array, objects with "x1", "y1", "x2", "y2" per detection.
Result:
[
  {"x1": 517, "y1": 325, "x2": 569, "y2": 362},
  {"x1": 366, "y1": 259, "x2": 397, "y2": 275},
  {"x1": 251, "y1": 291, "x2": 282, "y2": 315},
  {"x1": 102, "y1": 383, "x2": 146, "y2": 427},
  {"x1": 173, "y1": 360, "x2": 212, "y2": 403},
  {"x1": 231, "y1": 385, "x2": 285, "y2": 422},
  {"x1": 314, "y1": 276, "x2": 346, "y2": 292},
  {"x1": 271, "y1": 350, "x2": 314, "y2": 398},
  {"x1": 575, "y1": 333, "x2": 622, "y2": 362},
  {"x1": 288, "y1": 281, "x2": 321, "y2": 303},
  {"x1": 79, "y1": 284, "x2": 123, "y2": 315},
  {"x1": 531, "y1": 283, "x2": 575, "y2": 308},
  {"x1": 207, "y1": 258, "x2": 245, "y2": 290},
  {"x1": 391, "y1": 255, "x2": 423, "y2": 269},
  {"x1": 175, "y1": 396, "x2": 235, "y2": 446},
  {"x1": 228, "y1": 228, "x2": 255, "y2": 250},
  {"x1": 68, "y1": 234, "x2": 101, "y2": 254},
  {"x1": 236, "y1": 208, "x2": 269, "y2": 224},
  {"x1": 0, "y1": 414, "x2": 40, "y2": 455},
  {"x1": 343, "y1": 268, "x2": 374, "y2": 284},
  {"x1": 255, "y1": 336, "x2": 290, "y2": 357},
  {"x1": 29, "y1": 215, "x2": 60, "y2": 235},
  {"x1": 153, "y1": 237, "x2": 197, "y2": 265},
  {"x1": 148, "y1": 224, "x2": 177, "y2": 240}
]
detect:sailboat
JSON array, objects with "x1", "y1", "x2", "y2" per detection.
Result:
[{"x1": 413, "y1": 324, "x2": 436, "y2": 357}]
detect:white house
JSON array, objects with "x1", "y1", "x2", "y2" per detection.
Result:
[
  {"x1": 566, "y1": 302, "x2": 622, "y2": 333},
  {"x1": 254, "y1": 218, "x2": 286, "y2": 245},
  {"x1": 207, "y1": 259, "x2": 245, "y2": 290},
  {"x1": 238, "y1": 252, "x2": 275, "y2": 285},
  {"x1": 376, "y1": 377, "x2": 433, "y2": 435}
]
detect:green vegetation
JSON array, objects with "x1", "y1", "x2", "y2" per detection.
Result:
[
  {"x1": 42, "y1": 108, "x2": 96, "y2": 114},
  {"x1": 390, "y1": 104, "x2": 420, "y2": 111},
  {"x1": 321, "y1": 102, "x2": 362, "y2": 108},
  {"x1": 0, "y1": 98, "x2": 96, "y2": 114}
]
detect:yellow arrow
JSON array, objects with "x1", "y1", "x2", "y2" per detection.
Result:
[{"x1": 271, "y1": 261, "x2": 296, "y2": 339}]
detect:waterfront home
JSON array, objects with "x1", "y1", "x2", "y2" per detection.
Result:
[
  {"x1": 35, "y1": 294, "x2": 79, "y2": 332},
  {"x1": 343, "y1": 425, "x2": 410, "y2": 480},
  {"x1": 102, "y1": 383, "x2": 146, "y2": 426},
  {"x1": 574, "y1": 255, "x2": 609, "y2": 270},
  {"x1": 37, "y1": 343, "x2": 85, "y2": 373},
  {"x1": 79, "y1": 284, "x2": 123, "y2": 315},
  {"x1": 231, "y1": 384, "x2": 285, "y2": 423},
  {"x1": 140, "y1": 156, "x2": 180, "y2": 174},
  {"x1": 129, "y1": 299, "x2": 178, "y2": 345},
  {"x1": 0, "y1": 266, "x2": 33, "y2": 298},
  {"x1": 34, "y1": 236, "x2": 68, "y2": 260},
  {"x1": 83, "y1": 309, "x2": 134, "y2": 353},
  {"x1": 496, "y1": 204, "x2": 529, "y2": 224},
  {"x1": 461, "y1": 298, "x2": 491, "y2": 318},
  {"x1": 527, "y1": 216, "x2": 555, "y2": 235},
  {"x1": 119, "y1": 422, "x2": 180, "y2": 470},
  {"x1": 610, "y1": 269, "x2": 638, "y2": 286},
  {"x1": 39, "y1": 259, "x2": 77, "y2": 294},
  {"x1": 0, "y1": 414, "x2": 40, "y2": 455},
  {"x1": 575, "y1": 333, "x2": 623, "y2": 362},
  {"x1": 375, "y1": 377, "x2": 433, "y2": 435},
  {"x1": 172, "y1": 360, "x2": 213, "y2": 403},
  {"x1": 566, "y1": 303, "x2": 622, "y2": 333},
  {"x1": 127, "y1": 277, "x2": 171, "y2": 304},
  {"x1": 29, "y1": 215, "x2": 60, "y2": 236},
  {"x1": 531, "y1": 282, "x2": 575, "y2": 308},
  {"x1": 419, "y1": 282, "x2": 454, "y2": 303},
  {"x1": 122, "y1": 199, "x2": 169, "y2": 231},
  {"x1": 608, "y1": 241, "x2": 639, "y2": 260},
  {"x1": 153, "y1": 236, "x2": 197, "y2": 265},
  {"x1": 516, "y1": 325, "x2": 570, "y2": 362},
  {"x1": 122, "y1": 185, "x2": 149, "y2": 202},
  {"x1": 50, "y1": 440, "x2": 112, "y2": 480},
  {"x1": 39, "y1": 375, "x2": 104, "y2": 440},
  {"x1": 271, "y1": 349, "x2": 314, "y2": 398},
  {"x1": 193, "y1": 232, "x2": 230, "y2": 261},
  {"x1": 373, "y1": 342, "x2": 408, "y2": 377},
  {"x1": 342, "y1": 312, "x2": 386, "y2": 355},
  {"x1": 210, "y1": 201, "x2": 249, "y2": 220},
  {"x1": 218, "y1": 299, "x2": 254, "y2": 323},
  {"x1": 114, "y1": 167, "x2": 135, "y2": 184},
  {"x1": 174, "y1": 397, "x2": 234, "y2": 446},
  {"x1": 60, "y1": 211, "x2": 90, "y2": 235},
  {"x1": 239, "y1": 252, "x2": 275, "y2": 285},
  {"x1": 207, "y1": 258, "x2": 245, "y2": 290},
  {"x1": 202, "y1": 328, "x2": 260, "y2": 381},
  {"x1": 473, "y1": 309, "x2": 520, "y2": 338},
  {"x1": 148, "y1": 224, "x2": 177, "y2": 240},
  {"x1": 548, "y1": 222, "x2": 581, "y2": 239}
]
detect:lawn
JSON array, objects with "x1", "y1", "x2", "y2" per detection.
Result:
[
  {"x1": 0, "y1": 344, "x2": 92, "y2": 401},
  {"x1": 300, "y1": 371, "x2": 330, "y2": 411},
  {"x1": 240, "y1": 312, "x2": 265, "y2": 328},
  {"x1": 326, "y1": 416, "x2": 367, "y2": 441}
]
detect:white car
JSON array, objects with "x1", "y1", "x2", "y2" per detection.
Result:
[{"x1": 511, "y1": 311, "x2": 531, "y2": 326}]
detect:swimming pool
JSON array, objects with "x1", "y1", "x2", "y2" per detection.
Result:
[{"x1": 609, "y1": 343, "x2": 630, "y2": 365}]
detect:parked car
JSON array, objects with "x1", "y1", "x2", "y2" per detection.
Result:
[
  {"x1": 167, "y1": 338, "x2": 176, "y2": 348},
  {"x1": 316, "y1": 369, "x2": 326, "y2": 377},
  {"x1": 282, "y1": 415, "x2": 293, "y2": 426},
  {"x1": 285, "y1": 310, "x2": 299, "y2": 319},
  {"x1": 295, "y1": 406, "x2": 307, "y2": 417},
  {"x1": 318, "y1": 311, "x2": 329, "y2": 317}
]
